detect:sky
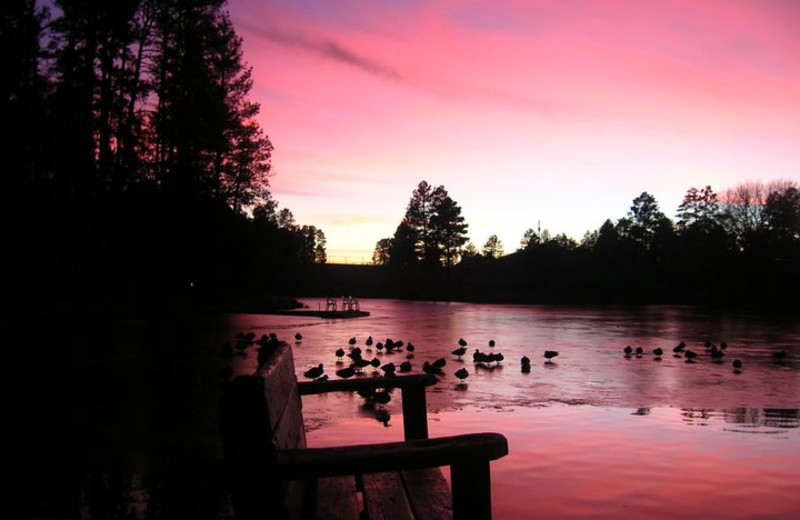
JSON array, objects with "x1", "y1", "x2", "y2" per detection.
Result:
[{"x1": 227, "y1": 0, "x2": 800, "y2": 264}]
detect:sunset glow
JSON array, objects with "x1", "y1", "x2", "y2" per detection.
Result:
[{"x1": 229, "y1": 0, "x2": 800, "y2": 263}]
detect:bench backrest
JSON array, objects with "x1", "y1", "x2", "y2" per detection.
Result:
[{"x1": 217, "y1": 340, "x2": 307, "y2": 519}]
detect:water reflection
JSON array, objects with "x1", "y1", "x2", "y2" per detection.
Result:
[
  {"x1": 681, "y1": 407, "x2": 800, "y2": 430},
  {"x1": 10, "y1": 300, "x2": 800, "y2": 519}
]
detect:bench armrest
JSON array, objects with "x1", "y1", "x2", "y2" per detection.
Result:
[
  {"x1": 274, "y1": 432, "x2": 508, "y2": 480},
  {"x1": 297, "y1": 374, "x2": 437, "y2": 395}
]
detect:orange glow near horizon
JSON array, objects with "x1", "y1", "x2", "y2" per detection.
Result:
[{"x1": 229, "y1": 0, "x2": 800, "y2": 262}]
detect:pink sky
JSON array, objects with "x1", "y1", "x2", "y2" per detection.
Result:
[{"x1": 228, "y1": 0, "x2": 800, "y2": 263}]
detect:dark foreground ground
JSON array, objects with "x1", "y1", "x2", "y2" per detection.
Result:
[{"x1": 5, "y1": 304, "x2": 234, "y2": 519}]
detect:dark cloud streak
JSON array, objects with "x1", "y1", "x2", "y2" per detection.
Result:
[{"x1": 238, "y1": 21, "x2": 403, "y2": 82}]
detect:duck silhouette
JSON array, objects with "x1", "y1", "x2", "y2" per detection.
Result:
[
  {"x1": 303, "y1": 363, "x2": 324, "y2": 379},
  {"x1": 422, "y1": 361, "x2": 443, "y2": 376},
  {"x1": 335, "y1": 348, "x2": 345, "y2": 361},
  {"x1": 488, "y1": 339, "x2": 496, "y2": 347},
  {"x1": 375, "y1": 409, "x2": 391, "y2": 427},
  {"x1": 543, "y1": 350, "x2": 559, "y2": 363},
  {"x1": 732, "y1": 359, "x2": 743, "y2": 373},
  {"x1": 374, "y1": 391, "x2": 391, "y2": 405},
  {"x1": 458, "y1": 338, "x2": 468, "y2": 347},
  {"x1": 455, "y1": 368, "x2": 469, "y2": 383},
  {"x1": 336, "y1": 365, "x2": 356, "y2": 379},
  {"x1": 294, "y1": 333, "x2": 303, "y2": 343},
  {"x1": 623, "y1": 345, "x2": 633, "y2": 357},
  {"x1": 684, "y1": 350, "x2": 698, "y2": 363},
  {"x1": 399, "y1": 361, "x2": 412, "y2": 373},
  {"x1": 451, "y1": 346, "x2": 467, "y2": 360},
  {"x1": 653, "y1": 347, "x2": 663, "y2": 360}
]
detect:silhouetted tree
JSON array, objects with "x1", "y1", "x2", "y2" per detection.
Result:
[
  {"x1": 372, "y1": 238, "x2": 392, "y2": 265},
  {"x1": 387, "y1": 221, "x2": 417, "y2": 270},
  {"x1": 482, "y1": 235, "x2": 504, "y2": 259},
  {"x1": 390, "y1": 181, "x2": 469, "y2": 269},
  {"x1": 617, "y1": 192, "x2": 671, "y2": 253},
  {"x1": 763, "y1": 184, "x2": 800, "y2": 248},
  {"x1": 719, "y1": 181, "x2": 772, "y2": 251},
  {"x1": 313, "y1": 228, "x2": 327, "y2": 264},
  {"x1": 430, "y1": 195, "x2": 469, "y2": 268},
  {"x1": 519, "y1": 227, "x2": 540, "y2": 251},
  {"x1": 676, "y1": 186, "x2": 721, "y2": 231},
  {"x1": 403, "y1": 181, "x2": 445, "y2": 266}
]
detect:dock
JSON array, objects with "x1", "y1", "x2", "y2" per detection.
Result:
[
  {"x1": 270, "y1": 309, "x2": 370, "y2": 319},
  {"x1": 271, "y1": 296, "x2": 369, "y2": 319}
]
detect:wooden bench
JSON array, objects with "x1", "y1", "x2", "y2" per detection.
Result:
[{"x1": 217, "y1": 340, "x2": 508, "y2": 519}]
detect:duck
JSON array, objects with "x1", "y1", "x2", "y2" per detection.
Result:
[
  {"x1": 375, "y1": 409, "x2": 391, "y2": 426},
  {"x1": 335, "y1": 348, "x2": 345, "y2": 361},
  {"x1": 374, "y1": 391, "x2": 391, "y2": 405},
  {"x1": 399, "y1": 361, "x2": 412, "y2": 373},
  {"x1": 653, "y1": 347, "x2": 663, "y2": 360},
  {"x1": 303, "y1": 363, "x2": 324, "y2": 380},
  {"x1": 348, "y1": 337, "x2": 357, "y2": 348},
  {"x1": 335, "y1": 365, "x2": 356, "y2": 379},
  {"x1": 352, "y1": 357, "x2": 371, "y2": 373},
  {"x1": 623, "y1": 345, "x2": 633, "y2": 357},
  {"x1": 673, "y1": 341, "x2": 686, "y2": 354},
  {"x1": 365, "y1": 336, "x2": 374, "y2": 350},
  {"x1": 381, "y1": 362, "x2": 396, "y2": 376},
  {"x1": 732, "y1": 359, "x2": 743, "y2": 373},
  {"x1": 422, "y1": 361, "x2": 443, "y2": 376},
  {"x1": 458, "y1": 338, "x2": 468, "y2": 347},
  {"x1": 488, "y1": 339, "x2": 496, "y2": 347},
  {"x1": 684, "y1": 350, "x2": 698, "y2": 363},
  {"x1": 294, "y1": 333, "x2": 303, "y2": 343},
  {"x1": 635, "y1": 346, "x2": 644, "y2": 357},
  {"x1": 455, "y1": 368, "x2": 469, "y2": 383},
  {"x1": 451, "y1": 346, "x2": 467, "y2": 359},
  {"x1": 543, "y1": 350, "x2": 559, "y2": 363}
]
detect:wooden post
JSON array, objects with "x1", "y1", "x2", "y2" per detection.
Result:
[
  {"x1": 451, "y1": 459, "x2": 492, "y2": 520},
  {"x1": 401, "y1": 384, "x2": 429, "y2": 440}
]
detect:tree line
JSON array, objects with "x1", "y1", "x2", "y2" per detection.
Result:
[
  {"x1": 373, "y1": 180, "x2": 800, "y2": 307},
  {"x1": 3, "y1": 0, "x2": 325, "y2": 307}
]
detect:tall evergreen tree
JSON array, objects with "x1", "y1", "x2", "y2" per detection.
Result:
[{"x1": 431, "y1": 195, "x2": 469, "y2": 267}]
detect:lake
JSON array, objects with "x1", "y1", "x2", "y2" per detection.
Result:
[{"x1": 9, "y1": 299, "x2": 799, "y2": 518}]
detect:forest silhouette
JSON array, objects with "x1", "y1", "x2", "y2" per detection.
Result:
[{"x1": 4, "y1": 1, "x2": 799, "y2": 313}]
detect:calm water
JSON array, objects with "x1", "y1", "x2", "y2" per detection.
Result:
[
  {"x1": 230, "y1": 299, "x2": 800, "y2": 519},
  {"x1": 10, "y1": 299, "x2": 800, "y2": 519}
]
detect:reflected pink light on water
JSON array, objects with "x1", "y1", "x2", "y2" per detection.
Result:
[
  {"x1": 305, "y1": 402, "x2": 800, "y2": 519},
  {"x1": 228, "y1": 299, "x2": 799, "y2": 519}
]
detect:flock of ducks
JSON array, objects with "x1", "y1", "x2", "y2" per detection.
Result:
[
  {"x1": 298, "y1": 336, "x2": 566, "y2": 388},
  {"x1": 220, "y1": 332, "x2": 792, "y2": 397},
  {"x1": 620, "y1": 339, "x2": 790, "y2": 375}
]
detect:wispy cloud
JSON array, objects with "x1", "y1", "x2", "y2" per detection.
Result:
[{"x1": 236, "y1": 21, "x2": 403, "y2": 82}]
